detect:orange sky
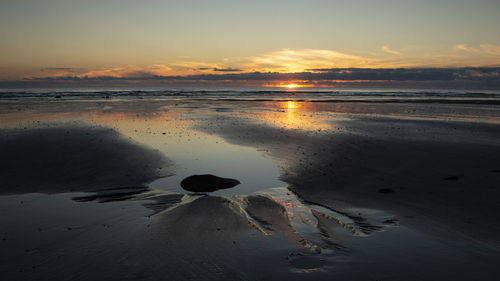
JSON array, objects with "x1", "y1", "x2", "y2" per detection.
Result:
[{"x1": 1, "y1": 1, "x2": 500, "y2": 84}]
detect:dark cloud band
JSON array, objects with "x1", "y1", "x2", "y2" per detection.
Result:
[{"x1": 2, "y1": 67, "x2": 499, "y2": 88}]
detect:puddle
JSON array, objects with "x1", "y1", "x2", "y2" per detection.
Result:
[{"x1": 148, "y1": 133, "x2": 285, "y2": 196}]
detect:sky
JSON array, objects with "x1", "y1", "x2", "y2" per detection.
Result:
[{"x1": 1, "y1": 0, "x2": 500, "y2": 87}]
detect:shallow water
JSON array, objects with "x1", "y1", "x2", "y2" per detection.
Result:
[{"x1": 148, "y1": 132, "x2": 285, "y2": 196}]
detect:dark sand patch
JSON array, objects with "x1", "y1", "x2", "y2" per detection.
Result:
[
  {"x1": 288, "y1": 254, "x2": 333, "y2": 273},
  {"x1": 443, "y1": 175, "x2": 462, "y2": 181},
  {"x1": 0, "y1": 124, "x2": 173, "y2": 195},
  {"x1": 72, "y1": 186, "x2": 151, "y2": 203}
]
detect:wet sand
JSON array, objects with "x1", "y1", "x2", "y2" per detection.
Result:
[
  {"x1": 0, "y1": 125, "x2": 172, "y2": 195},
  {"x1": 199, "y1": 113, "x2": 500, "y2": 246},
  {"x1": 0, "y1": 98, "x2": 499, "y2": 280}
]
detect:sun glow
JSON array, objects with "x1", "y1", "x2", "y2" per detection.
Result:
[{"x1": 283, "y1": 84, "x2": 300, "y2": 89}]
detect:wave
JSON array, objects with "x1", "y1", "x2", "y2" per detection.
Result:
[{"x1": 1, "y1": 88, "x2": 500, "y2": 104}]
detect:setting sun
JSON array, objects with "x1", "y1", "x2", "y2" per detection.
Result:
[{"x1": 283, "y1": 84, "x2": 299, "y2": 89}]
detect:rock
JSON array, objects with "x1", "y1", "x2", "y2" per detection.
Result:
[
  {"x1": 378, "y1": 188, "x2": 395, "y2": 194},
  {"x1": 443, "y1": 175, "x2": 461, "y2": 180},
  {"x1": 180, "y1": 174, "x2": 240, "y2": 192}
]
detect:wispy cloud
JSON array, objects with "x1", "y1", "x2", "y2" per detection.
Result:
[
  {"x1": 453, "y1": 44, "x2": 500, "y2": 56},
  {"x1": 37, "y1": 67, "x2": 79, "y2": 77},
  {"x1": 477, "y1": 44, "x2": 500, "y2": 56},
  {"x1": 453, "y1": 44, "x2": 470, "y2": 51},
  {"x1": 79, "y1": 65, "x2": 173, "y2": 78},
  {"x1": 169, "y1": 61, "x2": 219, "y2": 72},
  {"x1": 213, "y1": 68, "x2": 242, "y2": 72},
  {"x1": 31, "y1": 48, "x2": 374, "y2": 79},
  {"x1": 41, "y1": 67, "x2": 75, "y2": 72},
  {"x1": 240, "y1": 48, "x2": 374, "y2": 72},
  {"x1": 12, "y1": 45, "x2": 500, "y2": 84},
  {"x1": 381, "y1": 45, "x2": 401, "y2": 55},
  {"x1": 164, "y1": 49, "x2": 375, "y2": 74},
  {"x1": 447, "y1": 44, "x2": 500, "y2": 66}
]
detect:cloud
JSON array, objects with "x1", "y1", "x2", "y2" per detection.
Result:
[
  {"x1": 13, "y1": 67, "x2": 499, "y2": 90},
  {"x1": 169, "y1": 61, "x2": 243, "y2": 74},
  {"x1": 169, "y1": 61, "x2": 218, "y2": 72},
  {"x1": 478, "y1": 44, "x2": 500, "y2": 56},
  {"x1": 296, "y1": 68, "x2": 500, "y2": 81},
  {"x1": 36, "y1": 67, "x2": 79, "y2": 77},
  {"x1": 374, "y1": 44, "x2": 500, "y2": 68},
  {"x1": 213, "y1": 68, "x2": 242, "y2": 72},
  {"x1": 165, "y1": 49, "x2": 373, "y2": 74},
  {"x1": 453, "y1": 44, "x2": 470, "y2": 52},
  {"x1": 381, "y1": 45, "x2": 401, "y2": 55},
  {"x1": 41, "y1": 67, "x2": 75, "y2": 72},
  {"x1": 453, "y1": 44, "x2": 500, "y2": 56},
  {"x1": 10, "y1": 46, "x2": 500, "y2": 84},
  {"x1": 239, "y1": 48, "x2": 375, "y2": 72},
  {"x1": 79, "y1": 64, "x2": 173, "y2": 78}
]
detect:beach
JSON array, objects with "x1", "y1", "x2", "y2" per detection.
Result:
[{"x1": 1, "y1": 95, "x2": 499, "y2": 280}]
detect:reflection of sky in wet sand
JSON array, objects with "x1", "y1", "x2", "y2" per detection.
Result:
[
  {"x1": 0, "y1": 100, "x2": 359, "y2": 197},
  {"x1": 241, "y1": 101, "x2": 338, "y2": 131},
  {"x1": 0, "y1": 103, "x2": 285, "y2": 196},
  {"x1": 91, "y1": 111, "x2": 286, "y2": 195},
  {"x1": 0, "y1": 102, "x2": 398, "y2": 238},
  {"x1": 0, "y1": 101, "x2": 393, "y2": 247}
]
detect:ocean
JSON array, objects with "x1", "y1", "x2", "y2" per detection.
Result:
[{"x1": 1, "y1": 87, "x2": 500, "y2": 104}]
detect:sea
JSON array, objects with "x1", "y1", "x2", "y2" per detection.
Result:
[{"x1": 1, "y1": 87, "x2": 500, "y2": 104}]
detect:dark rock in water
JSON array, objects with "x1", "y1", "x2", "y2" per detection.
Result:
[
  {"x1": 181, "y1": 174, "x2": 240, "y2": 192},
  {"x1": 378, "y1": 188, "x2": 395, "y2": 194},
  {"x1": 443, "y1": 175, "x2": 461, "y2": 181}
]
